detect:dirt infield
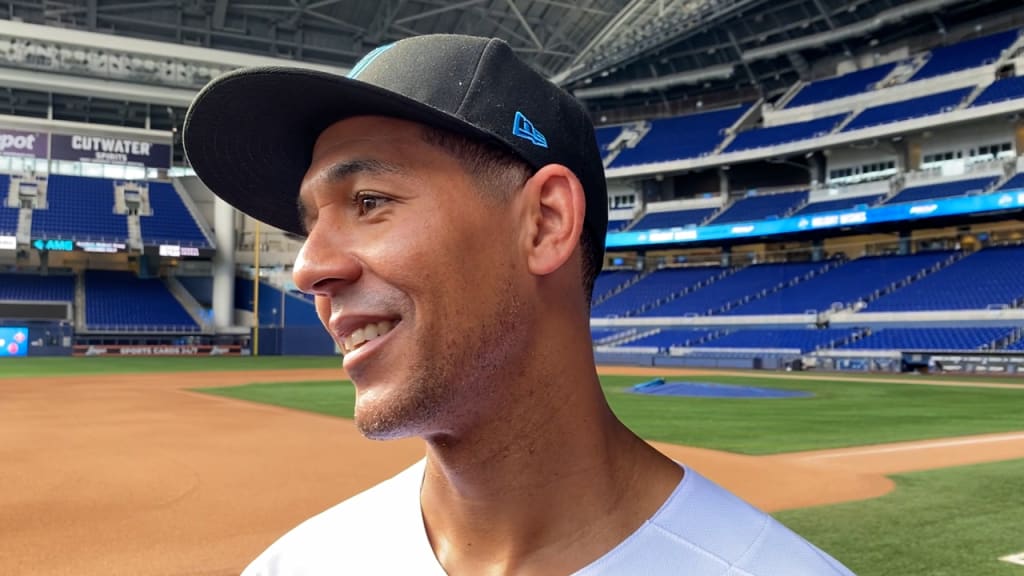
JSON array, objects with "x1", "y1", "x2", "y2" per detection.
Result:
[{"x1": 3, "y1": 367, "x2": 1023, "y2": 576}]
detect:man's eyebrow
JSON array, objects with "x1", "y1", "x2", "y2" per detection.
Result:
[{"x1": 323, "y1": 158, "x2": 405, "y2": 183}]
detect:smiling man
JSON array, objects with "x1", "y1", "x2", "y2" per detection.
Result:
[{"x1": 184, "y1": 34, "x2": 854, "y2": 576}]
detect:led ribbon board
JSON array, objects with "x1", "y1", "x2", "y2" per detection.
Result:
[{"x1": 606, "y1": 189, "x2": 1024, "y2": 250}]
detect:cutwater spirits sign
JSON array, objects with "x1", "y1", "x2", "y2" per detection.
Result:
[{"x1": 51, "y1": 133, "x2": 171, "y2": 168}]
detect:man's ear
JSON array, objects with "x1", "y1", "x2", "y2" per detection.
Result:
[{"x1": 520, "y1": 164, "x2": 586, "y2": 277}]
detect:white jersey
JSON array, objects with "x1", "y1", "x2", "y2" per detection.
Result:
[{"x1": 243, "y1": 460, "x2": 855, "y2": 575}]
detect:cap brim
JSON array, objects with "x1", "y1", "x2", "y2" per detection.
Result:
[{"x1": 183, "y1": 67, "x2": 506, "y2": 236}]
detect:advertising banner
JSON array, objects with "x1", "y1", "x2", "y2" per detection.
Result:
[
  {"x1": 51, "y1": 133, "x2": 171, "y2": 168},
  {"x1": 0, "y1": 128, "x2": 47, "y2": 158},
  {"x1": 73, "y1": 344, "x2": 242, "y2": 357},
  {"x1": 0, "y1": 326, "x2": 29, "y2": 357}
]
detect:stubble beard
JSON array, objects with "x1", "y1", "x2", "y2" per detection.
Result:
[{"x1": 354, "y1": 281, "x2": 526, "y2": 441}]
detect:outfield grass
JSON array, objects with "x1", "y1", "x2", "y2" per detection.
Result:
[
  {"x1": 197, "y1": 373, "x2": 1024, "y2": 454},
  {"x1": 0, "y1": 356, "x2": 342, "y2": 377},
  {"x1": 776, "y1": 458, "x2": 1024, "y2": 576}
]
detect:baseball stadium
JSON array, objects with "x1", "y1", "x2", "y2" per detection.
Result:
[{"x1": 2, "y1": 0, "x2": 1024, "y2": 574}]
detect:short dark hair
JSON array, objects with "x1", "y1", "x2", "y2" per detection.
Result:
[{"x1": 421, "y1": 126, "x2": 599, "y2": 303}]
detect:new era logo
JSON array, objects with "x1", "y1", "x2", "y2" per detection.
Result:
[{"x1": 512, "y1": 111, "x2": 548, "y2": 148}]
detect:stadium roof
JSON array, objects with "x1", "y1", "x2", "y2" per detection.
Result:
[{"x1": 0, "y1": 0, "x2": 1021, "y2": 123}]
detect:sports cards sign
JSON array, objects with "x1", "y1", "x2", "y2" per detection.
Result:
[
  {"x1": 51, "y1": 133, "x2": 171, "y2": 168},
  {"x1": 0, "y1": 128, "x2": 47, "y2": 158}
]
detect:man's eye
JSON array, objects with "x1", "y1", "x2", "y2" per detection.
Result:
[{"x1": 356, "y1": 194, "x2": 388, "y2": 216}]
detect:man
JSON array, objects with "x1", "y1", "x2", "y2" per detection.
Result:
[{"x1": 184, "y1": 34, "x2": 854, "y2": 575}]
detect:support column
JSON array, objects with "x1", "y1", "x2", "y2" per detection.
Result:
[
  {"x1": 811, "y1": 239, "x2": 824, "y2": 262},
  {"x1": 212, "y1": 196, "x2": 235, "y2": 330},
  {"x1": 898, "y1": 230, "x2": 912, "y2": 256}
]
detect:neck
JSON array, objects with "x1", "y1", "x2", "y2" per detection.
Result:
[{"x1": 418, "y1": 323, "x2": 682, "y2": 576}]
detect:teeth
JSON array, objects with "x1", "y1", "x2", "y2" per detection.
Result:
[{"x1": 342, "y1": 320, "x2": 396, "y2": 354}]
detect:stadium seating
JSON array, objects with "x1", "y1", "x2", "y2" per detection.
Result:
[
  {"x1": 841, "y1": 327, "x2": 1013, "y2": 350},
  {"x1": 696, "y1": 328, "x2": 854, "y2": 352},
  {"x1": 710, "y1": 190, "x2": 807, "y2": 224},
  {"x1": 785, "y1": 63, "x2": 898, "y2": 108},
  {"x1": 727, "y1": 251, "x2": 954, "y2": 315},
  {"x1": 593, "y1": 270, "x2": 639, "y2": 301},
  {"x1": 630, "y1": 207, "x2": 717, "y2": 230},
  {"x1": 996, "y1": 173, "x2": 1024, "y2": 191},
  {"x1": 31, "y1": 175, "x2": 128, "y2": 242},
  {"x1": 0, "y1": 173, "x2": 16, "y2": 235},
  {"x1": 594, "y1": 125, "x2": 620, "y2": 155},
  {"x1": 884, "y1": 176, "x2": 998, "y2": 205},
  {"x1": 866, "y1": 245, "x2": 1024, "y2": 311},
  {"x1": 139, "y1": 182, "x2": 210, "y2": 248},
  {"x1": 725, "y1": 114, "x2": 847, "y2": 152},
  {"x1": 842, "y1": 87, "x2": 972, "y2": 132},
  {"x1": 84, "y1": 270, "x2": 198, "y2": 330},
  {"x1": 234, "y1": 277, "x2": 320, "y2": 326},
  {"x1": 971, "y1": 75, "x2": 1024, "y2": 107},
  {"x1": 625, "y1": 329, "x2": 720, "y2": 349},
  {"x1": 640, "y1": 261, "x2": 826, "y2": 316},
  {"x1": 591, "y1": 328, "x2": 630, "y2": 343},
  {"x1": 610, "y1": 104, "x2": 749, "y2": 167},
  {"x1": 791, "y1": 194, "x2": 885, "y2": 216},
  {"x1": 607, "y1": 218, "x2": 632, "y2": 232},
  {"x1": 1006, "y1": 338, "x2": 1024, "y2": 351},
  {"x1": 592, "y1": 266, "x2": 723, "y2": 317},
  {"x1": 909, "y1": 29, "x2": 1020, "y2": 81},
  {"x1": 0, "y1": 272, "x2": 75, "y2": 301}
]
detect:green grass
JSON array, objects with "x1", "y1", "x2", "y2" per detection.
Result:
[
  {"x1": 776, "y1": 458, "x2": 1024, "y2": 576},
  {"x1": 194, "y1": 373, "x2": 1024, "y2": 454},
  {"x1": 0, "y1": 355, "x2": 342, "y2": 377},
  {"x1": 200, "y1": 379, "x2": 356, "y2": 417},
  {"x1": 599, "y1": 374, "x2": 1024, "y2": 453}
]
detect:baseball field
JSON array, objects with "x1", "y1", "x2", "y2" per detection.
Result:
[{"x1": 3, "y1": 356, "x2": 1023, "y2": 575}]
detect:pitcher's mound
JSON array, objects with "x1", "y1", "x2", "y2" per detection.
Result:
[{"x1": 631, "y1": 379, "x2": 812, "y2": 399}]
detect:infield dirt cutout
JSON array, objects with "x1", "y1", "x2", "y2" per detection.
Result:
[{"x1": 3, "y1": 366, "x2": 1023, "y2": 576}]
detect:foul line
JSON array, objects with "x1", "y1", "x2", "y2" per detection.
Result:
[
  {"x1": 1000, "y1": 552, "x2": 1024, "y2": 566},
  {"x1": 800, "y1": 432, "x2": 1024, "y2": 461}
]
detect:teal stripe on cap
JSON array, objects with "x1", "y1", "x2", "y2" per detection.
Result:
[{"x1": 347, "y1": 43, "x2": 395, "y2": 79}]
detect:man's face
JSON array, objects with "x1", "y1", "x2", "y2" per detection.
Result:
[{"x1": 293, "y1": 116, "x2": 531, "y2": 439}]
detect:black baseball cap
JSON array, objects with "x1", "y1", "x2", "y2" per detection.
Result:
[{"x1": 183, "y1": 34, "x2": 608, "y2": 268}]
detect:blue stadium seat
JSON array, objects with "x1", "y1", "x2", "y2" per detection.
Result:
[
  {"x1": 593, "y1": 267, "x2": 723, "y2": 317},
  {"x1": 140, "y1": 182, "x2": 211, "y2": 248},
  {"x1": 594, "y1": 125, "x2": 620, "y2": 156},
  {"x1": 843, "y1": 87, "x2": 972, "y2": 132},
  {"x1": 607, "y1": 218, "x2": 632, "y2": 232},
  {"x1": 725, "y1": 114, "x2": 847, "y2": 152},
  {"x1": 786, "y1": 63, "x2": 898, "y2": 108},
  {"x1": 0, "y1": 272, "x2": 75, "y2": 302},
  {"x1": 842, "y1": 328, "x2": 1013, "y2": 350},
  {"x1": 910, "y1": 30, "x2": 1020, "y2": 81},
  {"x1": 710, "y1": 190, "x2": 807, "y2": 224},
  {"x1": 697, "y1": 329, "x2": 854, "y2": 352},
  {"x1": 996, "y1": 173, "x2": 1024, "y2": 191},
  {"x1": 624, "y1": 329, "x2": 720, "y2": 349},
  {"x1": 31, "y1": 175, "x2": 128, "y2": 242},
  {"x1": 971, "y1": 76, "x2": 1024, "y2": 107},
  {"x1": 885, "y1": 176, "x2": 997, "y2": 205},
  {"x1": 1006, "y1": 338, "x2": 1024, "y2": 351},
  {"x1": 0, "y1": 174, "x2": 17, "y2": 235},
  {"x1": 630, "y1": 208, "x2": 717, "y2": 230},
  {"x1": 866, "y1": 245, "x2": 1024, "y2": 311},
  {"x1": 791, "y1": 194, "x2": 885, "y2": 216},
  {"x1": 610, "y1": 104, "x2": 749, "y2": 167},
  {"x1": 593, "y1": 270, "x2": 639, "y2": 302},
  {"x1": 640, "y1": 262, "x2": 826, "y2": 317},
  {"x1": 84, "y1": 270, "x2": 198, "y2": 330},
  {"x1": 727, "y1": 251, "x2": 954, "y2": 315}
]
